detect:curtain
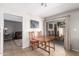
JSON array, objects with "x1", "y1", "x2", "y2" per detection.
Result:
[{"x1": 64, "y1": 15, "x2": 71, "y2": 50}]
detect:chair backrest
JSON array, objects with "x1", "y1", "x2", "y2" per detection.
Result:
[
  {"x1": 38, "y1": 31, "x2": 42, "y2": 37},
  {"x1": 29, "y1": 31, "x2": 42, "y2": 40},
  {"x1": 37, "y1": 31, "x2": 42, "y2": 37},
  {"x1": 29, "y1": 32, "x2": 35, "y2": 40}
]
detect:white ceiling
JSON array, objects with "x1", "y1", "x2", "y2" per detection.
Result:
[{"x1": 0, "y1": 3, "x2": 79, "y2": 18}]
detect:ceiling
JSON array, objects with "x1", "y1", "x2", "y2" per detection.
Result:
[{"x1": 0, "y1": 3, "x2": 79, "y2": 18}]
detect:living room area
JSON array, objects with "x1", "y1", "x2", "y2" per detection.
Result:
[{"x1": 3, "y1": 13, "x2": 22, "y2": 55}]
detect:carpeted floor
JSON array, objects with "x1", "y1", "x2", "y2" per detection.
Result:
[{"x1": 3, "y1": 39, "x2": 79, "y2": 56}]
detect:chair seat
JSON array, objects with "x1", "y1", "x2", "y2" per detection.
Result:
[{"x1": 30, "y1": 39, "x2": 39, "y2": 43}]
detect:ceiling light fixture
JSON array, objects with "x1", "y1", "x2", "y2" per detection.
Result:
[{"x1": 41, "y1": 3, "x2": 47, "y2": 7}]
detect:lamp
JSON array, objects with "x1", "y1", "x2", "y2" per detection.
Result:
[{"x1": 4, "y1": 27, "x2": 8, "y2": 33}]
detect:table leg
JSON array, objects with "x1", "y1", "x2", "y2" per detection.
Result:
[
  {"x1": 45, "y1": 42, "x2": 46, "y2": 49},
  {"x1": 48, "y1": 41, "x2": 50, "y2": 55},
  {"x1": 53, "y1": 40, "x2": 55, "y2": 51},
  {"x1": 46, "y1": 41, "x2": 50, "y2": 55}
]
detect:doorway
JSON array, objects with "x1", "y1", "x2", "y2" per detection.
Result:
[
  {"x1": 3, "y1": 13, "x2": 23, "y2": 55},
  {"x1": 45, "y1": 18, "x2": 66, "y2": 55},
  {"x1": 47, "y1": 19, "x2": 65, "y2": 44}
]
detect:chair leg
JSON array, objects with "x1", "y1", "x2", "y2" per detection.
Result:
[
  {"x1": 31, "y1": 45, "x2": 34, "y2": 50},
  {"x1": 48, "y1": 42, "x2": 50, "y2": 55},
  {"x1": 37, "y1": 42, "x2": 39, "y2": 48},
  {"x1": 30, "y1": 46, "x2": 33, "y2": 50},
  {"x1": 31, "y1": 43, "x2": 35, "y2": 50}
]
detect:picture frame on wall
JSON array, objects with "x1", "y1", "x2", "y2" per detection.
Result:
[
  {"x1": 48, "y1": 23, "x2": 54, "y2": 31},
  {"x1": 30, "y1": 20, "x2": 39, "y2": 28},
  {"x1": 49, "y1": 24, "x2": 53, "y2": 29}
]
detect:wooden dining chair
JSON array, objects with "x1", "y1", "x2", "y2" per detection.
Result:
[
  {"x1": 37, "y1": 31, "x2": 45, "y2": 47},
  {"x1": 37, "y1": 31, "x2": 42, "y2": 37},
  {"x1": 29, "y1": 32, "x2": 39, "y2": 50}
]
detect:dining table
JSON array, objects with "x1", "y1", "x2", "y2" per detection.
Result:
[{"x1": 35, "y1": 36, "x2": 55, "y2": 55}]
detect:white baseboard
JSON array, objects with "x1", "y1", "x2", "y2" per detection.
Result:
[
  {"x1": 0, "y1": 54, "x2": 3, "y2": 56},
  {"x1": 22, "y1": 45, "x2": 29, "y2": 49},
  {"x1": 72, "y1": 49, "x2": 79, "y2": 52}
]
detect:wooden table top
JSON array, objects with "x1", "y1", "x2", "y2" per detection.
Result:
[{"x1": 36, "y1": 36, "x2": 55, "y2": 42}]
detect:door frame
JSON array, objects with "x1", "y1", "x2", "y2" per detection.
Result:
[
  {"x1": 43, "y1": 15, "x2": 71, "y2": 50},
  {"x1": 3, "y1": 13, "x2": 23, "y2": 50}
]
